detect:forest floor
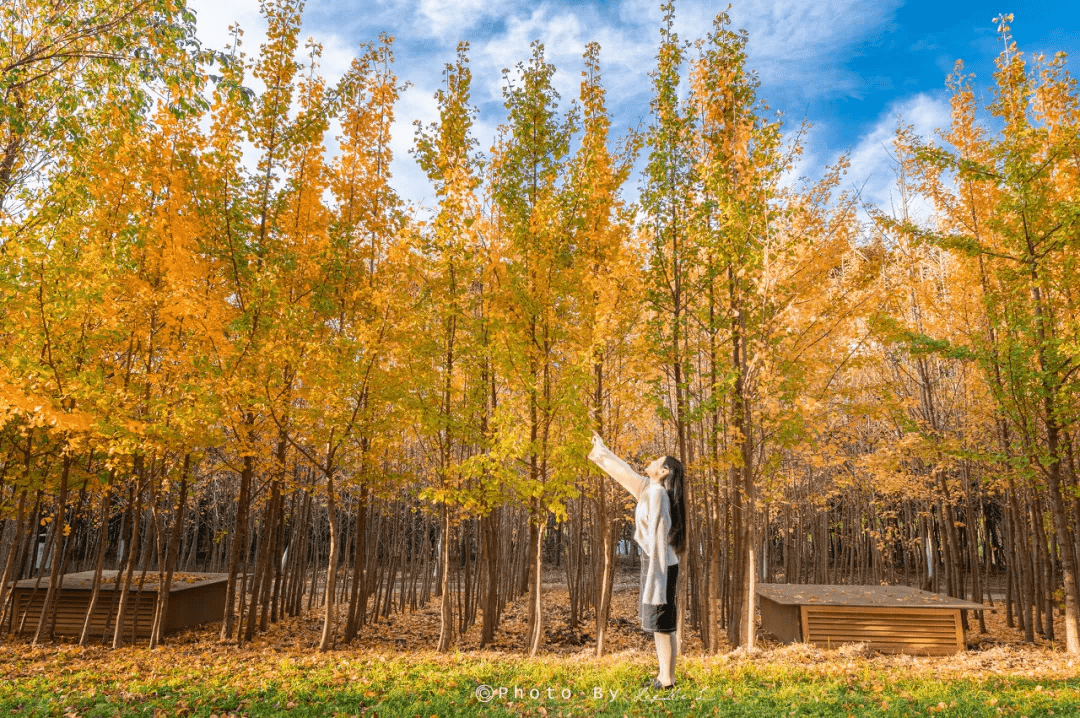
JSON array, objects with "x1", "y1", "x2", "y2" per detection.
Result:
[{"x1": 2, "y1": 563, "x2": 1079, "y2": 717}]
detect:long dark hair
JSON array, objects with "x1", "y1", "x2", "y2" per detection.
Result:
[{"x1": 660, "y1": 456, "x2": 686, "y2": 553}]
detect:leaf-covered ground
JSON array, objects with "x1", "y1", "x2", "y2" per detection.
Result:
[{"x1": 3, "y1": 575, "x2": 1079, "y2": 717}]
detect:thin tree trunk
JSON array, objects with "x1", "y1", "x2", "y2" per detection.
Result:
[
  {"x1": 437, "y1": 503, "x2": 453, "y2": 652},
  {"x1": 33, "y1": 454, "x2": 71, "y2": 645},
  {"x1": 113, "y1": 473, "x2": 143, "y2": 649},
  {"x1": 221, "y1": 440, "x2": 254, "y2": 642},
  {"x1": 80, "y1": 487, "x2": 112, "y2": 645},
  {"x1": 318, "y1": 470, "x2": 340, "y2": 652},
  {"x1": 151, "y1": 457, "x2": 188, "y2": 647}
]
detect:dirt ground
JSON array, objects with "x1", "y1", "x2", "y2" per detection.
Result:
[
  {"x1": 225, "y1": 559, "x2": 1066, "y2": 663},
  {"x1": 5, "y1": 558, "x2": 1066, "y2": 670}
]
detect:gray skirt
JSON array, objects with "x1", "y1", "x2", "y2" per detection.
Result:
[{"x1": 639, "y1": 558, "x2": 678, "y2": 633}]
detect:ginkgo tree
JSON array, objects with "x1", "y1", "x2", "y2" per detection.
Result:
[
  {"x1": 887, "y1": 13, "x2": 1080, "y2": 654},
  {"x1": 570, "y1": 41, "x2": 646, "y2": 656},
  {"x1": 410, "y1": 41, "x2": 486, "y2": 653},
  {"x1": 3, "y1": 0, "x2": 1079, "y2": 661}
]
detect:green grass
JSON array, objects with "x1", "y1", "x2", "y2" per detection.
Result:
[{"x1": 2, "y1": 646, "x2": 1078, "y2": 717}]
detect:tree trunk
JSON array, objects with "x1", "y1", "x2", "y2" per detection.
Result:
[
  {"x1": 80, "y1": 487, "x2": 112, "y2": 645},
  {"x1": 151, "y1": 458, "x2": 188, "y2": 647},
  {"x1": 437, "y1": 503, "x2": 453, "y2": 651},
  {"x1": 112, "y1": 474, "x2": 143, "y2": 649},
  {"x1": 525, "y1": 503, "x2": 544, "y2": 656},
  {"x1": 33, "y1": 454, "x2": 71, "y2": 645},
  {"x1": 318, "y1": 471, "x2": 340, "y2": 652},
  {"x1": 221, "y1": 439, "x2": 254, "y2": 642}
]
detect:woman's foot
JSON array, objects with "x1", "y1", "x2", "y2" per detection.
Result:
[{"x1": 650, "y1": 677, "x2": 676, "y2": 690}]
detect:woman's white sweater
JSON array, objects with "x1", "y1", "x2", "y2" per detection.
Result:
[{"x1": 588, "y1": 442, "x2": 677, "y2": 605}]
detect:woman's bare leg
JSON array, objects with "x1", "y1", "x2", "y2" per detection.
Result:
[
  {"x1": 669, "y1": 630, "x2": 678, "y2": 683},
  {"x1": 654, "y1": 631, "x2": 674, "y2": 686}
]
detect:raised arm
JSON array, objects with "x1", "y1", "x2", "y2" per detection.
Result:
[{"x1": 588, "y1": 434, "x2": 648, "y2": 501}]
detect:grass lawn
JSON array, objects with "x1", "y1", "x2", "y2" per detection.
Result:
[
  {"x1": 4, "y1": 578, "x2": 1077, "y2": 716},
  {"x1": 2, "y1": 640, "x2": 1079, "y2": 717}
]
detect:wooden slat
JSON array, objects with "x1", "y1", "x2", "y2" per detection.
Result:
[
  {"x1": 806, "y1": 633, "x2": 956, "y2": 643},
  {"x1": 952, "y1": 608, "x2": 964, "y2": 652},
  {"x1": 810, "y1": 614, "x2": 956, "y2": 623},
  {"x1": 809, "y1": 610, "x2": 956, "y2": 619},
  {"x1": 812, "y1": 613, "x2": 959, "y2": 617},
  {"x1": 11, "y1": 590, "x2": 157, "y2": 639},
  {"x1": 809, "y1": 626, "x2": 956, "y2": 635},
  {"x1": 810, "y1": 620, "x2": 956, "y2": 630},
  {"x1": 810, "y1": 627, "x2": 955, "y2": 635},
  {"x1": 809, "y1": 612, "x2": 957, "y2": 626},
  {"x1": 800, "y1": 605, "x2": 963, "y2": 655},
  {"x1": 7, "y1": 578, "x2": 224, "y2": 643},
  {"x1": 809, "y1": 607, "x2": 958, "y2": 616},
  {"x1": 811, "y1": 617, "x2": 955, "y2": 623}
]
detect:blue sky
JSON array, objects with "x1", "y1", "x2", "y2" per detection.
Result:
[{"x1": 186, "y1": 0, "x2": 1080, "y2": 219}]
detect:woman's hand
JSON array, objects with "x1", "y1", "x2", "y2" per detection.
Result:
[{"x1": 587, "y1": 433, "x2": 643, "y2": 500}]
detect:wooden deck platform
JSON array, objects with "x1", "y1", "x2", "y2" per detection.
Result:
[
  {"x1": 6, "y1": 570, "x2": 228, "y2": 640},
  {"x1": 757, "y1": 583, "x2": 986, "y2": 655}
]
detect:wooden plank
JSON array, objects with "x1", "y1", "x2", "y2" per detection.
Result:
[
  {"x1": 809, "y1": 616, "x2": 956, "y2": 626},
  {"x1": 806, "y1": 618, "x2": 955, "y2": 629},
  {"x1": 805, "y1": 632, "x2": 957, "y2": 643},
  {"x1": 809, "y1": 605, "x2": 964, "y2": 615},
  {"x1": 798, "y1": 603, "x2": 964, "y2": 655},
  {"x1": 759, "y1": 595, "x2": 802, "y2": 643},
  {"x1": 164, "y1": 581, "x2": 226, "y2": 634},
  {"x1": 11, "y1": 593, "x2": 156, "y2": 639},
  {"x1": 805, "y1": 608, "x2": 958, "y2": 621},
  {"x1": 810, "y1": 613, "x2": 958, "y2": 621},
  {"x1": 809, "y1": 619, "x2": 957, "y2": 628},
  {"x1": 805, "y1": 638, "x2": 952, "y2": 647},
  {"x1": 806, "y1": 627, "x2": 959, "y2": 638},
  {"x1": 6, "y1": 573, "x2": 225, "y2": 641},
  {"x1": 812, "y1": 613, "x2": 954, "y2": 626},
  {"x1": 809, "y1": 607, "x2": 958, "y2": 616}
]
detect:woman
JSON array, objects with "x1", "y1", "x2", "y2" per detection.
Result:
[{"x1": 588, "y1": 432, "x2": 685, "y2": 690}]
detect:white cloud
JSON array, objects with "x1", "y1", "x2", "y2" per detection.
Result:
[
  {"x1": 188, "y1": 0, "x2": 357, "y2": 87},
  {"x1": 418, "y1": 0, "x2": 513, "y2": 39},
  {"x1": 620, "y1": 0, "x2": 903, "y2": 100},
  {"x1": 473, "y1": 5, "x2": 655, "y2": 130},
  {"x1": 841, "y1": 93, "x2": 952, "y2": 223},
  {"x1": 317, "y1": 31, "x2": 363, "y2": 85},
  {"x1": 187, "y1": 0, "x2": 267, "y2": 56},
  {"x1": 386, "y1": 81, "x2": 443, "y2": 210},
  {"x1": 476, "y1": 7, "x2": 589, "y2": 104},
  {"x1": 181, "y1": 0, "x2": 926, "y2": 212},
  {"x1": 735, "y1": 0, "x2": 899, "y2": 65}
]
